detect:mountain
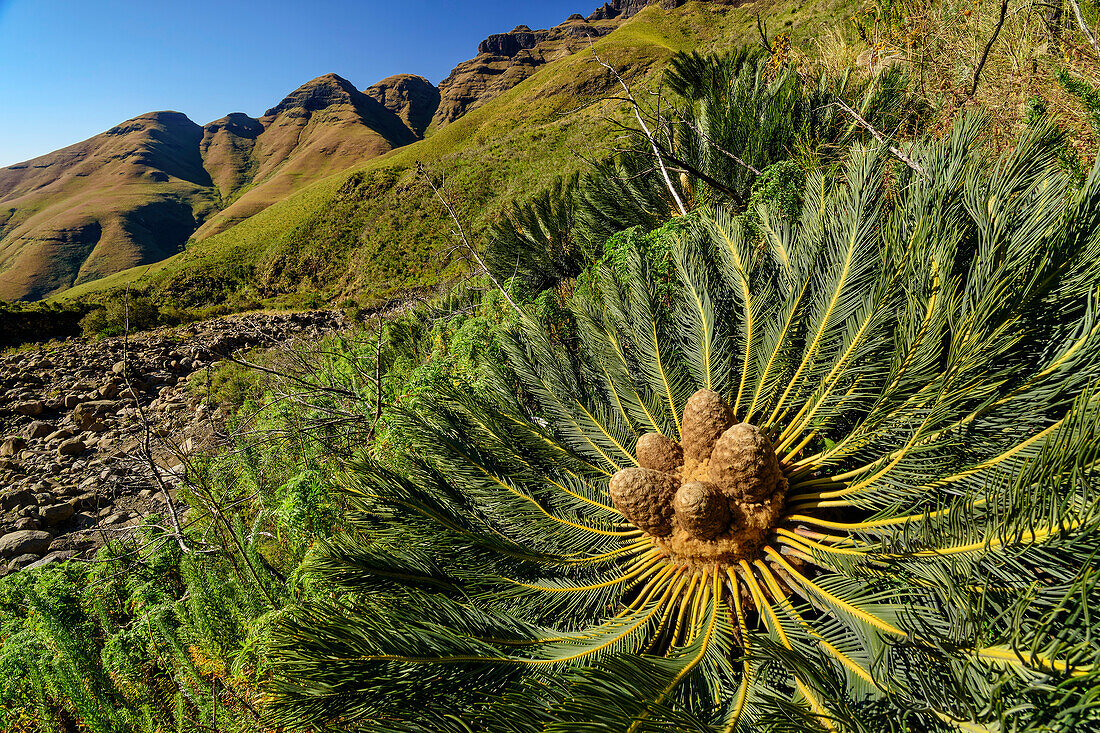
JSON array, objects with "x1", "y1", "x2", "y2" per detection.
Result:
[
  {"x1": 1, "y1": 0, "x2": 818, "y2": 303},
  {"x1": 431, "y1": 16, "x2": 620, "y2": 126},
  {"x1": 0, "y1": 112, "x2": 218, "y2": 301},
  {"x1": 191, "y1": 73, "x2": 420, "y2": 240},
  {"x1": 0, "y1": 71, "x2": 435, "y2": 300}
]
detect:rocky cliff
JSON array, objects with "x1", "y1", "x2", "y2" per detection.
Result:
[
  {"x1": 432, "y1": 16, "x2": 618, "y2": 126},
  {"x1": 366, "y1": 74, "x2": 441, "y2": 138}
]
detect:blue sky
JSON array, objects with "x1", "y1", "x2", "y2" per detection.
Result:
[{"x1": 0, "y1": 0, "x2": 588, "y2": 166}]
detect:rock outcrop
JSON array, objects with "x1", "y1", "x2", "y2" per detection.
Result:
[
  {"x1": 432, "y1": 15, "x2": 617, "y2": 126},
  {"x1": 365, "y1": 74, "x2": 441, "y2": 139}
]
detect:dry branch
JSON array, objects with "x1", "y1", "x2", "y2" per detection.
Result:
[
  {"x1": 417, "y1": 162, "x2": 524, "y2": 315},
  {"x1": 831, "y1": 100, "x2": 928, "y2": 178},
  {"x1": 590, "y1": 50, "x2": 689, "y2": 216}
]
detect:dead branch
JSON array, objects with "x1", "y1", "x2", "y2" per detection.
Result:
[
  {"x1": 221, "y1": 352, "x2": 363, "y2": 396},
  {"x1": 590, "y1": 50, "x2": 689, "y2": 216},
  {"x1": 665, "y1": 107, "x2": 761, "y2": 175},
  {"x1": 1068, "y1": 0, "x2": 1100, "y2": 55},
  {"x1": 972, "y1": 0, "x2": 1011, "y2": 95},
  {"x1": 120, "y1": 289, "x2": 193, "y2": 554},
  {"x1": 372, "y1": 313, "x2": 384, "y2": 438},
  {"x1": 830, "y1": 100, "x2": 928, "y2": 178},
  {"x1": 416, "y1": 162, "x2": 524, "y2": 316}
]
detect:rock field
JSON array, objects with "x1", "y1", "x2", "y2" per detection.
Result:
[{"x1": 0, "y1": 310, "x2": 346, "y2": 576}]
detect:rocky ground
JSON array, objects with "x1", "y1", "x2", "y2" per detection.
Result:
[{"x1": 0, "y1": 310, "x2": 346, "y2": 576}]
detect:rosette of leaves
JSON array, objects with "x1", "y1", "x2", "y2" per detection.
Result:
[{"x1": 264, "y1": 121, "x2": 1100, "y2": 732}]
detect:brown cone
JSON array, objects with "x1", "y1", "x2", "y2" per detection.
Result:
[
  {"x1": 709, "y1": 423, "x2": 783, "y2": 503},
  {"x1": 681, "y1": 389, "x2": 736, "y2": 465},
  {"x1": 636, "y1": 433, "x2": 684, "y2": 473},
  {"x1": 609, "y1": 467, "x2": 678, "y2": 536},
  {"x1": 673, "y1": 481, "x2": 730, "y2": 540}
]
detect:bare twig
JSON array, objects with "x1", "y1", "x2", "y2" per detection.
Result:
[
  {"x1": 1068, "y1": 0, "x2": 1100, "y2": 56},
  {"x1": 971, "y1": 0, "x2": 1011, "y2": 95},
  {"x1": 119, "y1": 289, "x2": 192, "y2": 554},
  {"x1": 667, "y1": 107, "x2": 761, "y2": 175},
  {"x1": 221, "y1": 352, "x2": 362, "y2": 396},
  {"x1": 830, "y1": 100, "x2": 928, "y2": 178},
  {"x1": 602, "y1": 114, "x2": 750, "y2": 204},
  {"x1": 591, "y1": 50, "x2": 689, "y2": 216},
  {"x1": 417, "y1": 163, "x2": 525, "y2": 316}
]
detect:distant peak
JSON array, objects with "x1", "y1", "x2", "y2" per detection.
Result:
[
  {"x1": 369, "y1": 73, "x2": 433, "y2": 88},
  {"x1": 204, "y1": 112, "x2": 263, "y2": 139},
  {"x1": 263, "y1": 73, "x2": 362, "y2": 118},
  {"x1": 105, "y1": 111, "x2": 199, "y2": 136},
  {"x1": 139, "y1": 110, "x2": 196, "y2": 124},
  {"x1": 366, "y1": 75, "x2": 440, "y2": 139}
]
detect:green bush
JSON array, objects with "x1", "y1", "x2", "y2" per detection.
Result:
[{"x1": 79, "y1": 296, "x2": 161, "y2": 337}]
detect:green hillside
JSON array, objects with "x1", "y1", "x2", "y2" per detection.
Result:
[{"x1": 55, "y1": 0, "x2": 855, "y2": 308}]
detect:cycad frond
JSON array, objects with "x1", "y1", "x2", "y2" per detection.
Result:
[{"x1": 264, "y1": 123, "x2": 1100, "y2": 731}]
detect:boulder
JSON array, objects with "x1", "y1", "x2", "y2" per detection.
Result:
[
  {"x1": 0, "y1": 488, "x2": 34, "y2": 510},
  {"x1": 7, "y1": 554, "x2": 41, "y2": 571},
  {"x1": 13, "y1": 400, "x2": 44, "y2": 416},
  {"x1": 57, "y1": 439, "x2": 86, "y2": 457},
  {"x1": 24, "y1": 421, "x2": 53, "y2": 440},
  {"x1": 38, "y1": 503, "x2": 74, "y2": 526},
  {"x1": 0, "y1": 436, "x2": 27, "y2": 457},
  {"x1": 23, "y1": 550, "x2": 77, "y2": 571},
  {"x1": 72, "y1": 400, "x2": 119, "y2": 430},
  {"x1": 0, "y1": 530, "x2": 52, "y2": 557},
  {"x1": 12, "y1": 517, "x2": 39, "y2": 531}
]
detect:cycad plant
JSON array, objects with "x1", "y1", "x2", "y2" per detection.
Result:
[
  {"x1": 264, "y1": 121, "x2": 1100, "y2": 732},
  {"x1": 485, "y1": 48, "x2": 924, "y2": 297}
]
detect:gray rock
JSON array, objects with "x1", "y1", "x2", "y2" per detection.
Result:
[
  {"x1": 72, "y1": 400, "x2": 118, "y2": 430},
  {"x1": 13, "y1": 400, "x2": 44, "y2": 416},
  {"x1": 0, "y1": 488, "x2": 35, "y2": 510},
  {"x1": 7, "y1": 553, "x2": 41, "y2": 570},
  {"x1": 0, "y1": 530, "x2": 52, "y2": 557},
  {"x1": 0, "y1": 436, "x2": 26, "y2": 457},
  {"x1": 38, "y1": 503, "x2": 74, "y2": 526},
  {"x1": 46, "y1": 428, "x2": 73, "y2": 442},
  {"x1": 12, "y1": 517, "x2": 39, "y2": 531},
  {"x1": 74, "y1": 493, "x2": 100, "y2": 510},
  {"x1": 23, "y1": 550, "x2": 77, "y2": 571},
  {"x1": 24, "y1": 421, "x2": 53, "y2": 440}
]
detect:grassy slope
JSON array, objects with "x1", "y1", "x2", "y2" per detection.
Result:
[{"x1": 54, "y1": 0, "x2": 855, "y2": 307}]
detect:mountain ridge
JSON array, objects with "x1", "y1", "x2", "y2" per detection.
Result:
[{"x1": 0, "y1": 0, "x2": 745, "y2": 301}]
